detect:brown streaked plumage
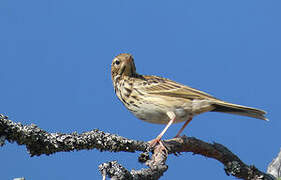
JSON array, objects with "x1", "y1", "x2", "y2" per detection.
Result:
[{"x1": 111, "y1": 53, "x2": 267, "y2": 147}]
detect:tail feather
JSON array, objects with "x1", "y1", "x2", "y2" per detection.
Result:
[{"x1": 211, "y1": 101, "x2": 268, "y2": 121}]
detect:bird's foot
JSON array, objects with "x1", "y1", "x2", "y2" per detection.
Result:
[
  {"x1": 174, "y1": 134, "x2": 181, "y2": 138},
  {"x1": 148, "y1": 137, "x2": 161, "y2": 149},
  {"x1": 148, "y1": 137, "x2": 168, "y2": 153}
]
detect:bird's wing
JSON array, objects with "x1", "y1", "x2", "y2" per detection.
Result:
[{"x1": 136, "y1": 75, "x2": 218, "y2": 100}]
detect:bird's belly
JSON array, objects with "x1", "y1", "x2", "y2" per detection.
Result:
[
  {"x1": 129, "y1": 103, "x2": 191, "y2": 124},
  {"x1": 133, "y1": 107, "x2": 168, "y2": 124}
]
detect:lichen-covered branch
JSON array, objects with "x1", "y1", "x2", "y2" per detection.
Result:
[
  {"x1": 99, "y1": 145, "x2": 168, "y2": 180},
  {"x1": 163, "y1": 137, "x2": 275, "y2": 180},
  {"x1": 268, "y1": 150, "x2": 281, "y2": 179},
  {"x1": 0, "y1": 114, "x2": 276, "y2": 179},
  {"x1": 0, "y1": 114, "x2": 146, "y2": 156}
]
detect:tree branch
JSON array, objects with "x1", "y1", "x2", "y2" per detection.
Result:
[
  {"x1": 0, "y1": 114, "x2": 146, "y2": 156},
  {"x1": 0, "y1": 114, "x2": 275, "y2": 180}
]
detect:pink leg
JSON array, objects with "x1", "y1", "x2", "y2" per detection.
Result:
[
  {"x1": 174, "y1": 117, "x2": 193, "y2": 138},
  {"x1": 149, "y1": 111, "x2": 176, "y2": 148}
]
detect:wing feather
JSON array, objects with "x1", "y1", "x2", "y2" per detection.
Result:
[{"x1": 137, "y1": 75, "x2": 218, "y2": 100}]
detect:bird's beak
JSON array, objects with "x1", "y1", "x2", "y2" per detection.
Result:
[
  {"x1": 119, "y1": 63, "x2": 126, "y2": 75},
  {"x1": 118, "y1": 57, "x2": 135, "y2": 76}
]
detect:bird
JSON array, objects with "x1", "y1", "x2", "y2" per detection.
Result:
[{"x1": 111, "y1": 53, "x2": 267, "y2": 148}]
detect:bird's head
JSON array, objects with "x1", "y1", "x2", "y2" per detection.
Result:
[{"x1": 111, "y1": 53, "x2": 137, "y2": 80}]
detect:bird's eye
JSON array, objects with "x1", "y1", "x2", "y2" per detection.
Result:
[{"x1": 115, "y1": 60, "x2": 120, "y2": 65}]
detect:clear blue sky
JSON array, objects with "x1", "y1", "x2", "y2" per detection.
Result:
[{"x1": 1, "y1": 0, "x2": 280, "y2": 179}]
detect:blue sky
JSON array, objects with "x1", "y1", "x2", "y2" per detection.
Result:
[{"x1": 1, "y1": 0, "x2": 280, "y2": 179}]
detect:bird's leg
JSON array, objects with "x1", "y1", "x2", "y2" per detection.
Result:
[
  {"x1": 174, "y1": 117, "x2": 193, "y2": 138},
  {"x1": 149, "y1": 111, "x2": 176, "y2": 148}
]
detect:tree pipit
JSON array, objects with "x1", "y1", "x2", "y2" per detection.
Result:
[{"x1": 111, "y1": 53, "x2": 267, "y2": 149}]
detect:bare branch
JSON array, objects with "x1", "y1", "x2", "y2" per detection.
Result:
[{"x1": 0, "y1": 114, "x2": 275, "y2": 179}]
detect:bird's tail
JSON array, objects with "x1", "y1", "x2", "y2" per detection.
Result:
[{"x1": 211, "y1": 101, "x2": 268, "y2": 121}]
